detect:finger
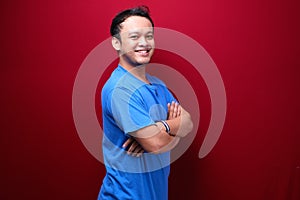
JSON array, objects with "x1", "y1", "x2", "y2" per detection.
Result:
[
  {"x1": 127, "y1": 143, "x2": 138, "y2": 154},
  {"x1": 173, "y1": 102, "x2": 180, "y2": 118},
  {"x1": 167, "y1": 103, "x2": 171, "y2": 118},
  {"x1": 177, "y1": 105, "x2": 182, "y2": 116},
  {"x1": 122, "y1": 137, "x2": 133, "y2": 148},
  {"x1": 173, "y1": 103, "x2": 178, "y2": 118},
  {"x1": 132, "y1": 146, "x2": 142, "y2": 157},
  {"x1": 127, "y1": 141, "x2": 139, "y2": 154},
  {"x1": 171, "y1": 101, "x2": 175, "y2": 110},
  {"x1": 136, "y1": 148, "x2": 144, "y2": 157},
  {"x1": 170, "y1": 101, "x2": 176, "y2": 119}
]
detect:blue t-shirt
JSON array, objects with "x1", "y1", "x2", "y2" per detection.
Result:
[{"x1": 98, "y1": 65, "x2": 177, "y2": 200}]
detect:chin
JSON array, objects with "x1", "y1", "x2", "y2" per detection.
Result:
[{"x1": 135, "y1": 58, "x2": 151, "y2": 65}]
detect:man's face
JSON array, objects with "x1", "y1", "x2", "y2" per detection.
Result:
[{"x1": 117, "y1": 16, "x2": 154, "y2": 66}]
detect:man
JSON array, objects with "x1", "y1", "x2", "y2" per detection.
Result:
[{"x1": 98, "y1": 6, "x2": 193, "y2": 200}]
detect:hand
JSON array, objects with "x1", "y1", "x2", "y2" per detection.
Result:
[
  {"x1": 167, "y1": 101, "x2": 181, "y2": 120},
  {"x1": 122, "y1": 137, "x2": 144, "y2": 157}
]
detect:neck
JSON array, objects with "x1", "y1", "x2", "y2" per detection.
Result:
[{"x1": 119, "y1": 59, "x2": 150, "y2": 84}]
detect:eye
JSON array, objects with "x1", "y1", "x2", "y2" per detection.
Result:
[
  {"x1": 130, "y1": 35, "x2": 138, "y2": 40},
  {"x1": 146, "y1": 34, "x2": 154, "y2": 40}
]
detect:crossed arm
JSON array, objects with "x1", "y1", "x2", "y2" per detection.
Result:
[{"x1": 123, "y1": 102, "x2": 193, "y2": 156}]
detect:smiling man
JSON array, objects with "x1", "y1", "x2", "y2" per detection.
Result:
[{"x1": 98, "y1": 6, "x2": 193, "y2": 200}]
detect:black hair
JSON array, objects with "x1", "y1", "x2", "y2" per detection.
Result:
[{"x1": 110, "y1": 6, "x2": 154, "y2": 38}]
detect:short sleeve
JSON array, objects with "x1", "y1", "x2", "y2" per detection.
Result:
[{"x1": 109, "y1": 87, "x2": 155, "y2": 134}]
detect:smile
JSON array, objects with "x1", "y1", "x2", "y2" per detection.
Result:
[
  {"x1": 135, "y1": 49, "x2": 151, "y2": 53},
  {"x1": 134, "y1": 49, "x2": 151, "y2": 56}
]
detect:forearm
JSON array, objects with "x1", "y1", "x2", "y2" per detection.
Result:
[
  {"x1": 130, "y1": 122, "x2": 180, "y2": 154},
  {"x1": 153, "y1": 134, "x2": 180, "y2": 154},
  {"x1": 127, "y1": 106, "x2": 193, "y2": 154}
]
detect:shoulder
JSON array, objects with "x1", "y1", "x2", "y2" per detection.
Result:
[{"x1": 102, "y1": 66, "x2": 127, "y2": 95}]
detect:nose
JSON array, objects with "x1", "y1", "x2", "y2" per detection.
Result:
[{"x1": 138, "y1": 36, "x2": 148, "y2": 46}]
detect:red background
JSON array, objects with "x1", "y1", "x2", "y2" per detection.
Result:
[{"x1": 1, "y1": 0, "x2": 300, "y2": 199}]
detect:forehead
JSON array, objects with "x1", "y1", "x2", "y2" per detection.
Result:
[{"x1": 120, "y1": 16, "x2": 153, "y2": 34}]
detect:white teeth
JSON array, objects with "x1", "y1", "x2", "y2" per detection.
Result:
[
  {"x1": 135, "y1": 50, "x2": 150, "y2": 56},
  {"x1": 135, "y1": 49, "x2": 150, "y2": 52},
  {"x1": 136, "y1": 50, "x2": 148, "y2": 54}
]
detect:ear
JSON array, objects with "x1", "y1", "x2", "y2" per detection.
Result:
[{"x1": 111, "y1": 37, "x2": 121, "y2": 51}]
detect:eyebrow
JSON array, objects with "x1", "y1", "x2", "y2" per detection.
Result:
[
  {"x1": 128, "y1": 30, "x2": 154, "y2": 35},
  {"x1": 128, "y1": 32, "x2": 139, "y2": 35}
]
